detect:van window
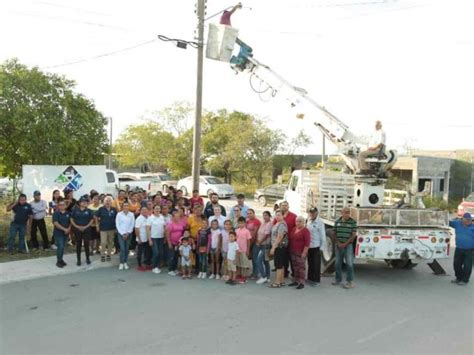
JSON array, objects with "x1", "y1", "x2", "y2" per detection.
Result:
[
  {"x1": 106, "y1": 172, "x2": 116, "y2": 183},
  {"x1": 289, "y1": 176, "x2": 299, "y2": 191}
]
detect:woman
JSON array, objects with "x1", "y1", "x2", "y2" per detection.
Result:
[
  {"x1": 88, "y1": 193, "x2": 102, "y2": 255},
  {"x1": 165, "y1": 210, "x2": 187, "y2": 276},
  {"x1": 70, "y1": 196, "x2": 94, "y2": 266},
  {"x1": 64, "y1": 190, "x2": 77, "y2": 213},
  {"x1": 232, "y1": 206, "x2": 242, "y2": 229},
  {"x1": 255, "y1": 211, "x2": 272, "y2": 284},
  {"x1": 49, "y1": 189, "x2": 61, "y2": 215},
  {"x1": 146, "y1": 205, "x2": 166, "y2": 274},
  {"x1": 269, "y1": 210, "x2": 288, "y2": 288},
  {"x1": 288, "y1": 216, "x2": 311, "y2": 290}
]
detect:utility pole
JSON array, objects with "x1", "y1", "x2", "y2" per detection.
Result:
[
  {"x1": 192, "y1": 0, "x2": 205, "y2": 191},
  {"x1": 321, "y1": 134, "x2": 326, "y2": 166},
  {"x1": 108, "y1": 117, "x2": 113, "y2": 169}
]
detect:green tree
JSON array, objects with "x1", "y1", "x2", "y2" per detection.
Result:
[
  {"x1": 0, "y1": 59, "x2": 108, "y2": 177},
  {"x1": 146, "y1": 101, "x2": 193, "y2": 136},
  {"x1": 113, "y1": 122, "x2": 175, "y2": 170}
]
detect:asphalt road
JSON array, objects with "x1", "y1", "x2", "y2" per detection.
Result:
[{"x1": 1, "y1": 254, "x2": 472, "y2": 355}]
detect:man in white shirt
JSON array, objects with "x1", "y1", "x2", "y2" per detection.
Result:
[
  {"x1": 306, "y1": 207, "x2": 326, "y2": 286},
  {"x1": 146, "y1": 205, "x2": 166, "y2": 274},
  {"x1": 30, "y1": 190, "x2": 50, "y2": 250},
  {"x1": 358, "y1": 120, "x2": 386, "y2": 172},
  {"x1": 208, "y1": 206, "x2": 228, "y2": 230},
  {"x1": 135, "y1": 207, "x2": 150, "y2": 271},
  {"x1": 115, "y1": 201, "x2": 135, "y2": 270}
]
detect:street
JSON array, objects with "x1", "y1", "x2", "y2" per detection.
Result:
[{"x1": 1, "y1": 254, "x2": 472, "y2": 354}]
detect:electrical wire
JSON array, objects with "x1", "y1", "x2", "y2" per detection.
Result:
[
  {"x1": 43, "y1": 38, "x2": 158, "y2": 69},
  {"x1": 157, "y1": 34, "x2": 200, "y2": 49}
]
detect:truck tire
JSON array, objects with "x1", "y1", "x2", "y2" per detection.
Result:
[
  {"x1": 321, "y1": 230, "x2": 336, "y2": 274},
  {"x1": 258, "y1": 196, "x2": 267, "y2": 207}
]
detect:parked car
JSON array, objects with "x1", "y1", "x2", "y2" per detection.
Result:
[
  {"x1": 117, "y1": 173, "x2": 151, "y2": 193},
  {"x1": 177, "y1": 176, "x2": 234, "y2": 199},
  {"x1": 457, "y1": 193, "x2": 474, "y2": 218},
  {"x1": 140, "y1": 173, "x2": 177, "y2": 194},
  {"x1": 254, "y1": 183, "x2": 287, "y2": 206}
]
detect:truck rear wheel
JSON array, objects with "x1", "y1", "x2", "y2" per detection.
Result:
[
  {"x1": 388, "y1": 259, "x2": 418, "y2": 269},
  {"x1": 321, "y1": 231, "x2": 335, "y2": 274}
]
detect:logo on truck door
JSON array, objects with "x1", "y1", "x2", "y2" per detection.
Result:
[{"x1": 54, "y1": 166, "x2": 83, "y2": 192}]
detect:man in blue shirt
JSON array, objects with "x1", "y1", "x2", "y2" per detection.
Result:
[
  {"x1": 52, "y1": 199, "x2": 71, "y2": 268},
  {"x1": 449, "y1": 213, "x2": 474, "y2": 285},
  {"x1": 6, "y1": 194, "x2": 33, "y2": 254},
  {"x1": 95, "y1": 196, "x2": 118, "y2": 262}
]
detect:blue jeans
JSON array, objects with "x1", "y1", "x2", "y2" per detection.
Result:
[
  {"x1": 256, "y1": 245, "x2": 271, "y2": 279},
  {"x1": 453, "y1": 248, "x2": 473, "y2": 283},
  {"x1": 151, "y1": 238, "x2": 165, "y2": 268},
  {"x1": 55, "y1": 234, "x2": 67, "y2": 262},
  {"x1": 168, "y1": 245, "x2": 179, "y2": 272},
  {"x1": 251, "y1": 243, "x2": 260, "y2": 277},
  {"x1": 8, "y1": 222, "x2": 27, "y2": 252},
  {"x1": 118, "y1": 233, "x2": 131, "y2": 263},
  {"x1": 199, "y1": 252, "x2": 208, "y2": 273},
  {"x1": 335, "y1": 243, "x2": 354, "y2": 283}
]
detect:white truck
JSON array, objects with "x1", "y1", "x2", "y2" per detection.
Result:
[
  {"x1": 21, "y1": 165, "x2": 119, "y2": 199},
  {"x1": 285, "y1": 170, "x2": 453, "y2": 271}
]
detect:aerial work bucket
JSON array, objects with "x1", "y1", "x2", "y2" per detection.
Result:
[{"x1": 206, "y1": 23, "x2": 239, "y2": 62}]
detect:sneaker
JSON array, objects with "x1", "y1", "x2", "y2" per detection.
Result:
[
  {"x1": 56, "y1": 262, "x2": 63, "y2": 268},
  {"x1": 152, "y1": 267, "x2": 161, "y2": 274},
  {"x1": 288, "y1": 282, "x2": 299, "y2": 287},
  {"x1": 216, "y1": 274, "x2": 221, "y2": 280},
  {"x1": 296, "y1": 283, "x2": 305, "y2": 290},
  {"x1": 202, "y1": 273, "x2": 207, "y2": 279},
  {"x1": 60, "y1": 260, "x2": 67, "y2": 267},
  {"x1": 119, "y1": 263, "x2": 124, "y2": 271},
  {"x1": 86, "y1": 258, "x2": 91, "y2": 265},
  {"x1": 168, "y1": 271, "x2": 177, "y2": 276},
  {"x1": 331, "y1": 281, "x2": 341, "y2": 286},
  {"x1": 198, "y1": 272, "x2": 203, "y2": 279},
  {"x1": 209, "y1": 274, "x2": 215, "y2": 279},
  {"x1": 451, "y1": 279, "x2": 460, "y2": 284},
  {"x1": 101, "y1": 256, "x2": 105, "y2": 262},
  {"x1": 123, "y1": 263, "x2": 129, "y2": 270},
  {"x1": 51, "y1": 245, "x2": 57, "y2": 250},
  {"x1": 137, "y1": 266, "x2": 146, "y2": 272},
  {"x1": 343, "y1": 282, "x2": 354, "y2": 289},
  {"x1": 256, "y1": 277, "x2": 267, "y2": 284},
  {"x1": 457, "y1": 281, "x2": 468, "y2": 286}
]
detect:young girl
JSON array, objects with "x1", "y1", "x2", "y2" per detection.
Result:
[
  {"x1": 209, "y1": 219, "x2": 221, "y2": 280},
  {"x1": 220, "y1": 220, "x2": 233, "y2": 281},
  {"x1": 179, "y1": 237, "x2": 192, "y2": 279},
  {"x1": 197, "y1": 221, "x2": 210, "y2": 279},
  {"x1": 226, "y1": 231, "x2": 240, "y2": 286}
]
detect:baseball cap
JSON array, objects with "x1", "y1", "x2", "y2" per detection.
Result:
[
  {"x1": 463, "y1": 212, "x2": 472, "y2": 219},
  {"x1": 33, "y1": 190, "x2": 41, "y2": 196},
  {"x1": 79, "y1": 196, "x2": 88, "y2": 203},
  {"x1": 308, "y1": 207, "x2": 318, "y2": 213}
]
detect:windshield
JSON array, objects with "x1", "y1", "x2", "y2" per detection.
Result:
[
  {"x1": 206, "y1": 177, "x2": 224, "y2": 184},
  {"x1": 141, "y1": 176, "x2": 160, "y2": 183},
  {"x1": 158, "y1": 174, "x2": 172, "y2": 181}
]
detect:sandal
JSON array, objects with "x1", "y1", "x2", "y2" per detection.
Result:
[{"x1": 269, "y1": 283, "x2": 281, "y2": 288}]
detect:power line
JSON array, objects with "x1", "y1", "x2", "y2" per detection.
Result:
[{"x1": 42, "y1": 38, "x2": 158, "y2": 69}]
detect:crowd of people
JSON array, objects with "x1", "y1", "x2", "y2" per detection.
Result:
[{"x1": 6, "y1": 186, "x2": 474, "y2": 288}]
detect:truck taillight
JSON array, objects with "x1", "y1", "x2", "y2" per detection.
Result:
[
  {"x1": 445, "y1": 238, "x2": 450, "y2": 243},
  {"x1": 373, "y1": 236, "x2": 379, "y2": 243},
  {"x1": 358, "y1": 237, "x2": 363, "y2": 243},
  {"x1": 431, "y1": 237, "x2": 437, "y2": 243}
]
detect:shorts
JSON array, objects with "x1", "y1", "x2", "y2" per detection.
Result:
[
  {"x1": 274, "y1": 247, "x2": 288, "y2": 270},
  {"x1": 236, "y1": 252, "x2": 250, "y2": 268},
  {"x1": 227, "y1": 259, "x2": 237, "y2": 272},
  {"x1": 181, "y1": 257, "x2": 191, "y2": 267}
]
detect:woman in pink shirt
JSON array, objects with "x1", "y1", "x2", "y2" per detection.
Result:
[
  {"x1": 165, "y1": 210, "x2": 186, "y2": 276},
  {"x1": 235, "y1": 216, "x2": 252, "y2": 283},
  {"x1": 288, "y1": 216, "x2": 311, "y2": 290}
]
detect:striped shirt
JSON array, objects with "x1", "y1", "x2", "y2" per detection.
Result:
[{"x1": 334, "y1": 217, "x2": 357, "y2": 243}]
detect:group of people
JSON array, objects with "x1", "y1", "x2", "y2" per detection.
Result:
[{"x1": 6, "y1": 186, "x2": 473, "y2": 288}]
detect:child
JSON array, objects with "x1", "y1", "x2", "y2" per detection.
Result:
[
  {"x1": 226, "y1": 231, "x2": 240, "y2": 286},
  {"x1": 235, "y1": 216, "x2": 252, "y2": 283},
  {"x1": 197, "y1": 221, "x2": 210, "y2": 279},
  {"x1": 220, "y1": 220, "x2": 233, "y2": 281},
  {"x1": 209, "y1": 219, "x2": 221, "y2": 280},
  {"x1": 179, "y1": 237, "x2": 192, "y2": 279}
]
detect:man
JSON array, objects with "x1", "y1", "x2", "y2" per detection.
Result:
[
  {"x1": 30, "y1": 190, "x2": 50, "y2": 250},
  {"x1": 273, "y1": 201, "x2": 297, "y2": 277},
  {"x1": 6, "y1": 194, "x2": 33, "y2": 254},
  {"x1": 230, "y1": 194, "x2": 249, "y2": 219},
  {"x1": 112, "y1": 190, "x2": 127, "y2": 211},
  {"x1": 189, "y1": 189, "x2": 204, "y2": 210},
  {"x1": 204, "y1": 193, "x2": 226, "y2": 218},
  {"x1": 116, "y1": 201, "x2": 135, "y2": 271},
  {"x1": 306, "y1": 207, "x2": 326, "y2": 286},
  {"x1": 220, "y1": 2, "x2": 242, "y2": 26},
  {"x1": 95, "y1": 196, "x2": 118, "y2": 262},
  {"x1": 246, "y1": 209, "x2": 261, "y2": 279},
  {"x1": 449, "y1": 213, "x2": 474, "y2": 285},
  {"x1": 331, "y1": 207, "x2": 357, "y2": 289},
  {"x1": 358, "y1": 120, "x2": 386, "y2": 172},
  {"x1": 52, "y1": 199, "x2": 71, "y2": 268}
]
